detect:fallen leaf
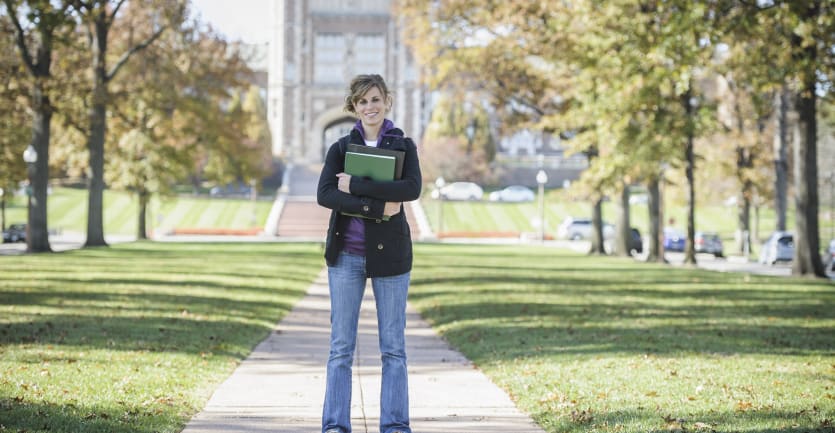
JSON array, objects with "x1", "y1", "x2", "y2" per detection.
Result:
[{"x1": 735, "y1": 400, "x2": 754, "y2": 412}]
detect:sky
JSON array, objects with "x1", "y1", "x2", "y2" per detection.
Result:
[{"x1": 189, "y1": 0, "x2": 271, "y2": 44}]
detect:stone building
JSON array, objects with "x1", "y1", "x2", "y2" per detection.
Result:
[{"x1": 268, "y1": 0, "x2": 425, "y2": 162}]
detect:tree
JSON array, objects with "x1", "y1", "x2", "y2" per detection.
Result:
[
  {"x1": 102, "y1": 17, "x2": 264, "y2": 239},
  {"x1": 420, "y1": 93, "x2": 495, "y2": 184},
  {"x1": 70, "y1": 0, "x2": 183, "y2": 247},
  {"x1": 725, "y1": 0, "x2": 833, "y2": 277},
  {"x1": 0, "y1": 15, "x2": 30, "y2": 232},
  {"x1": 2, "y1": 0, "x2": 76, "y2": 252}
]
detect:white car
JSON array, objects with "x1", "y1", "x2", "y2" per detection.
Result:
[
  {"x1": 823, "y1": 239, "x2": 835, "y2": 273},
  {"x1": 758, "y1": 231, "x2": 794, "y2": 265},
  {"x1": 488, "y1": 185, "x2": 535, "y2": 202},
  {"x1": 557, "y1": 217, "x2": 614, "y2": 241},
  {"x1": 433, "y1": 182, "x2": 483, "y2": 201}
]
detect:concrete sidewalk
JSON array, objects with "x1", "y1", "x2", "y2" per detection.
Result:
[{"x1": 181, "y1": 268, "x2": 545, "y2": 433}]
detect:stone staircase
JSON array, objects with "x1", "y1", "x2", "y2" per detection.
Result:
[
  {"x1": 275, "y1": 199, "x2": 422, "y2": 239},
  {"x1": 272, "y1": 163, "x2": 425, "y2": 240},
  {"x1": 275, "y1": 198, "x2": 330, "y2": 239}
]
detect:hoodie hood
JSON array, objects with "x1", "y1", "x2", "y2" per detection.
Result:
[{"x1": 354, "y1": 118, "x2": 396, "y2": 141}]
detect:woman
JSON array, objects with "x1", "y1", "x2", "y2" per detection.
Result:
[{"x1": 317, "y1": 74, "x2": 421, "y2": 433}]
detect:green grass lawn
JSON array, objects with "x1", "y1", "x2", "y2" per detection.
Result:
[
  {"x1": 0, "y1": 242, "x2": 323, "y2": 432},
  {"x1": 2, "y1": 188, "x2": 274, "y2": 236},
  {"x1": 420, "y1": 188, "x2": 813, "y2": 243},
  {"x1": 409, "y1": 243, "x2": 835, "y2": 433}
]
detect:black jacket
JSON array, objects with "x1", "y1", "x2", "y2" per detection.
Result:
[{"x1": 317, "y1": 127, "x2": 422, "y2": 277}]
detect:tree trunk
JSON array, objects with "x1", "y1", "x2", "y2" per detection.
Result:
[
  {"x1": 85, "y1": 19, "x2": 109, "y2": 247},
  {"x1": 790, "y1": 1, "x2": 824, "y2": 277},
  {"x1": 792, "y1": 81, "x2": 824, "y2": 276},
  {"x1": 774, "y1": 87, "x2": 790, "y2": 232},
  {"x1": 736, "y1": 138, "x2": 753, "y2": 255},
  {"x1": 736, "y1": 188, "x2": 751, "y2": 256},
  {"x1": 28, "y1": 84, "x2": 52, "y2": 253},
  {"x1": 731, "y1": 81, "x2": 753, "y2": 257},
  {"x1": 683, "y1": 90, "x2": 696, "y2": 265},
  {"x1": 647, "y1": 176, "x2": 663, "y2": 262},
  {"x1": 138, "y1": 189, "x2": 149, "y2": 240},
  {"x1": 589, "y1": 197, "x2": 606, "y2": 255},
  {"x1": 614, "y1": 182, "x2": 631, "y2": 257}
]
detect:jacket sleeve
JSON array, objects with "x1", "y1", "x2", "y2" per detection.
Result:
[
  {"x1": 317, "y1": 141, "x2": 386, "y2": 219},
  {"x1": 348, "y1": 138, "x2": 422, "y2": 202}
]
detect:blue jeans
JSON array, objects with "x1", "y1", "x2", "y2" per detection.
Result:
[{"x1": 322, "y1": 251, "x2": 411, "y2": 433}]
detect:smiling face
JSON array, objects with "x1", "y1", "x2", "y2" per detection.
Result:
[{"x1": 353, "y1": 86, "x2": 387, "y2": 133}]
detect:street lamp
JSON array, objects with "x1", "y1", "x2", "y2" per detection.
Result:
[
  {"x1": 0, "y1": 187, "x2": 5, "y2": 233},
  {"x1": 435, "y1": 176, "x2": 445, "y2": 238},
  {"x1": 536, "y1": 169, "x2": 548, "y2": 243},
  {"x1": 23, "y1": 144, "x2": 37, "y2": 252},
  {"x1": 249, "y1": 179, "x2": 257, "y2": 228}
]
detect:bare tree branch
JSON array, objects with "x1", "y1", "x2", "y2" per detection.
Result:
[
  {"x1": 106, "y1": 26, "x2": 168, "y2": 81},
  {"x1": 3, "y1": 0, "x2": 36, "y2": 75},
  {"x1": 110, "y1": 0, "x2": 127, "y2": 21}
]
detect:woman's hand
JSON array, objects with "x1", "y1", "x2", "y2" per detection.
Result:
[
  {"x1": 336, "y1": 173, "x2": 352, "y2": 193},
  {"x1": 384, "y1": 202, "x2": 402, "y2": 217}
]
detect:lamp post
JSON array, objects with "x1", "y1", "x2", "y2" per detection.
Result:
[
  {"x1": 536, "y1": 169, "x2": 548, "y2": 243},
  {"x1": 435, "y1": 176, "x2": 445, "y2": 238},
  {"x1": 0, "y1": 187, "x2": 5, "y2": 234},
  {"x1": 23, "y1": 144, "x2": 37, "y2": 252},
  {"x1": 250, "y1": 179, "x2": 257, "y2": 228},
  {"x1": 465, "y1": 121, "x2": 475, "y2": 154},
  {"x1": 829, "y1": 171, "x2": 834, "y2": 242}
]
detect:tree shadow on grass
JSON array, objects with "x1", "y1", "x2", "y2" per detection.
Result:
[
  {"x1": 0, "y1": 397, "x2": 188, "y2": 433},
  {"x1": 0, "y1": 281, "x2": 299, "y2": 357},
  {"x1": 535, "y1": 407, "x2": 834, "y2": 433},
  {"x1": 409, "y1": 260, "x2": 835, "y2": 360}
]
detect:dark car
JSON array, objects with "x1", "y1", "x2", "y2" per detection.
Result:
[
  {"x1": 605, "y1": 227, "x2": 642, "y2": 256},
  {"x1": 629, "y1": 227, "x2": 643, "y2": 254},
  {"x1": 2, "y1": 223, "x2": 26, "y2": 243},
  {"x1": 695, "y1": 231, "x2": 724, "y2": 257},
  {"x1": 663, "y1": 228, "x2": 686, "y2": 252}
]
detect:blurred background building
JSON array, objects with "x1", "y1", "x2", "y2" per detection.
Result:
[{"x1": 268, "y1": 0, "x2": 426, "y2": 162}]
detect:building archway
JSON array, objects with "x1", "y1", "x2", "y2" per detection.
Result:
[{"x1": 312, "y1": 105, "x2": 356, "y2": 161}]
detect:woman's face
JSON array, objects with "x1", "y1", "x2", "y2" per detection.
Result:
[{"x1": 353, "y1": 86, "x2": 387, "y2": 131}]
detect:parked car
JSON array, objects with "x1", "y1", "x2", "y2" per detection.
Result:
[
  {"x1": 609, "y1": 227, "x2": 644, "y2": 255},
  {"x1": 629, "y1": 227, "x2": 643, "y2": 254},
  {"x1": 663, "y1": 227, "x2": 686, "y2": 252},
  {"x1": 822, "y1": 238, "x2": 835, "y2": 273},
  {"x1": 557, "y1": 217, "x2": 614, "y2": 241},
  {"x1": 432, "y1": 181, "x2": 483, "y2": 201},
  {"x1": 758, "y1": 231, "x2": 794, "y2": 265},
  {"x1": 695, "y1": 231, "x2": 724, "y2": 257},
  {"x1": 2, "y1": 223, "x2": 26, "y2": 243},
  {"x1": 488, "y1": 185, "x2": 535, "y2": 202}
]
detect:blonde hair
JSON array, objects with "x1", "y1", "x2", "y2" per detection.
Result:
[{"x1": 343, "y1": 74, "x2": 392, "y2": 114}]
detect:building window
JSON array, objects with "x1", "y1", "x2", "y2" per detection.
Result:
[
  {"x1": 314, "y1": 33, "x2": 345, "y2": 84},
  {"x1": 352, "y1": 34, "x2": 385, "y2": 76}
]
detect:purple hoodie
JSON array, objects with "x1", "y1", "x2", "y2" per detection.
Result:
[{"x1": 342, "y1": 119, "x2": 397, "y2": 256}]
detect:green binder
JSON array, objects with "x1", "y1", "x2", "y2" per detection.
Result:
[
  {"x1": 342, "y1": 151, "x2": 397, "y2": 220},
  {"x1": 344, "y1": 151, "x2": 396, "y2": 181}
]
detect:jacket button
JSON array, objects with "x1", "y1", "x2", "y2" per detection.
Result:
[
  {"x1": 363, "y1": 205, "x2": 370, "y2": 212},
  {"x1": 375, "y1": 219, "x2": 381, "y2": 223},
  {"x1": 377, "y1": 243, "x2": 384, "y2": 250}
]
